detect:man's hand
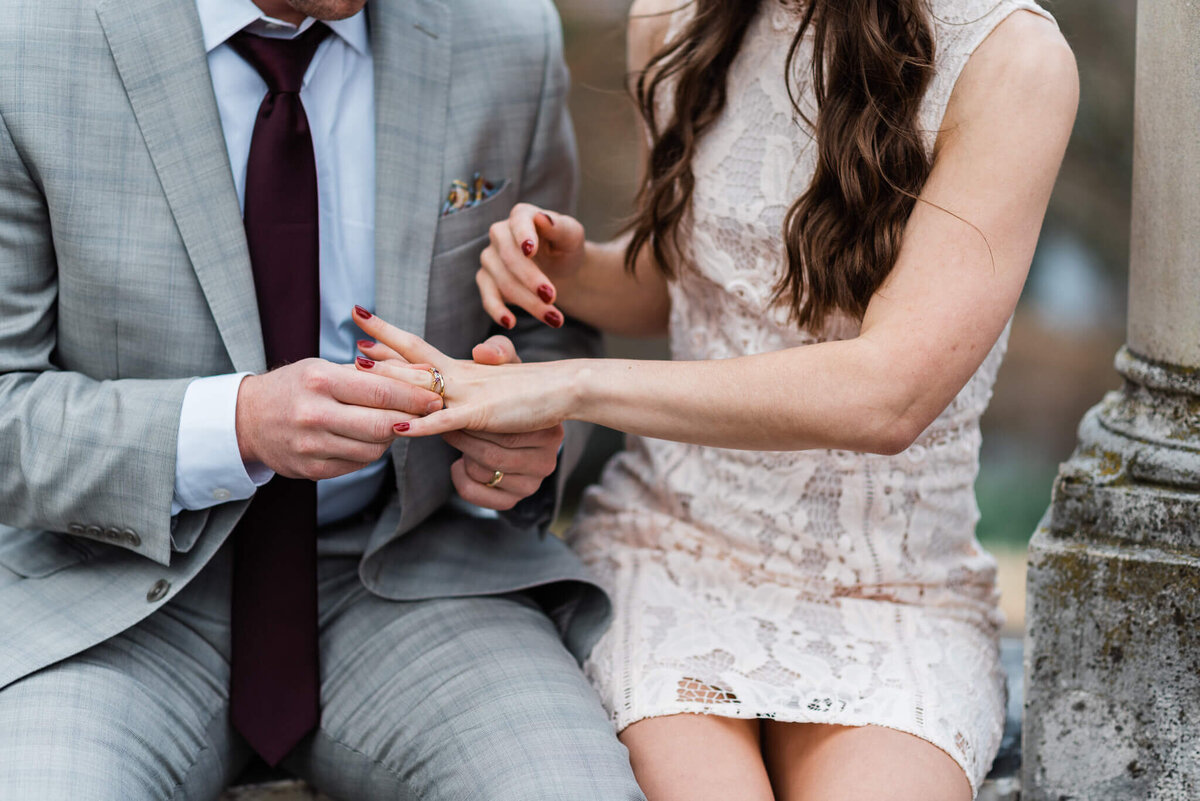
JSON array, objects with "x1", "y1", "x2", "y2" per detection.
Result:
[
  {"x1": 236, "y1": 358, "x2": 445, "y2": 481},
  {"x1": 441, "y1": 335, "x2": 564, "y2": 511}
]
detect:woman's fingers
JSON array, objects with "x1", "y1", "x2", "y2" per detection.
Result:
[
  {"x1": 534, "y1": 209, "x2": 585, "y2": 256},
  {"x1": 477, "y1": 204, "x2": 587, "y2": 329},
  {"x1": 505, "y1": 202, "x2": 544, "y2": 259},
  {"x1": 489, "y1": 214, "x2": 557, "y2": 298},
  {"x1": 356, "y1": 338, "x2": 403, "y2": 362},
  {"x1": 352, "y1": 306, "x2": 447, "y2": 365},
  {"x1": 490, "y1": 209, "x2": 563, "y2": 303},
  {"x1": 475, "y1": 267, "x2": 516, "y2": 330},
  {"x1": 328, "y1": 365, "x2": 443, "y2": 414},
  {"x1": 354, "y1": 356, "x2": 446, "y2": 401},
  {"x1": 480, "y1": 247, "x2": 560, "y2": 326},
  {"x1": 323, "y1": 402, "x2": 420, "y2": 444},
  {"x1": 392, "y1": 407, "x2": 470, "y2": 438}
]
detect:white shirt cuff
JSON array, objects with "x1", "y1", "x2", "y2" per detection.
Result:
[{"x1": 172, "y1": 372, "x2": 274, "y2": 515}]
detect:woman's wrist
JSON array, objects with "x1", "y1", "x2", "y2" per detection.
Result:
[{"x1": 561, "y1": 357, "x2": 603, "y2": 424}]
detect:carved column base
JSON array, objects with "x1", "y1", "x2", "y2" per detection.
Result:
[{"x1": 1023, "y1": 347, "x2": 1200, "y2": 799}]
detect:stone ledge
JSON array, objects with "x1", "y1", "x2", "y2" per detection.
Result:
[{"x1": 220, "y1": 780, "x2": 331, "y2": 801}]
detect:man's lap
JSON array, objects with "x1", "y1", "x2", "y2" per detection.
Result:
[{"x1": 0, "y1": 544, "x2": 642, "y2": 801}]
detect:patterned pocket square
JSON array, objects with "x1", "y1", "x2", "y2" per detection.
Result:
[{"x1": 441, "y1": 172, "x2": 503, "y2": 216}]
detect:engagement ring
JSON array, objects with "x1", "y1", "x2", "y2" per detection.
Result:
[{"x1": 428, "y1": 366, "x2": 445, "y2": 397}]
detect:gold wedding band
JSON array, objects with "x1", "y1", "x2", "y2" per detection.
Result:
[
  {"x1": 428, "y1": 367, "x2": 445, "y2": 398},
  {"x1": 484, "y1": 470, "x2": 504, "y2": 488}
]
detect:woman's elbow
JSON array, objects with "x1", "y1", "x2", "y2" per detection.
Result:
[
  {"x1": 857, "y1": 402, "x2": 932, "y2": 456},
  {"x1": 868, "y1": 424, "x2": 922, "y2": 456}
]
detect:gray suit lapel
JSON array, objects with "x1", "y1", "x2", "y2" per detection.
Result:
[
  {"x1": 370, "y1": 0, "x2": 452, "y2": 533},
  {"x1": 97, "y1": 0, "x2": 266, "y2": 373},
  {"x1": 370, "y1": 0, "x2": 450, "y2": 330}
]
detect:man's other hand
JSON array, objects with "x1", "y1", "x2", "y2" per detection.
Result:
[{"x1": 440, "y1": 335, "x2": 564, "y2": 511}]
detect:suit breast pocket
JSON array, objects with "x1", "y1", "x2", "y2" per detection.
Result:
[
  {"x1": 432, "y1": 180, "x2": 513, "y2": 256},
  {"x1": 0, "y1": 526, "x2": 92, "y2": 578}
]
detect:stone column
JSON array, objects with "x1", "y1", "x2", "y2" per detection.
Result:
[{"x1": 1022, "y1": 2, "x2": 1200, "y2": 798}]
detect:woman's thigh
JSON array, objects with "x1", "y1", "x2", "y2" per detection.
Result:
[
  {"x1": 763, "y1": 722, "x2": 971, "y2": 801},
  {"x1": 619, "y1": 714, "x2": 774, "y2": 801}
]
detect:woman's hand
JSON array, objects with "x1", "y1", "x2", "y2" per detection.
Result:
[
  {"x1": 477, "y1": 203, "x2": 586, "y2": 330},
  {"x1": 353, "y1": 306, "x2": 580, "y2": 467}
]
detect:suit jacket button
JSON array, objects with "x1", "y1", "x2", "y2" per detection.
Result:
[
  {"x1": 68, "y1": 523, "x2": 85, "y2": 535},
  {"x1": 122, "y1": 529, "x2": 141, "y2": 547},
  {"x1": 85, "y1": 525, "x2": 103, "y2": 539},
  {"x1": 146, "y1": 579, "x2": 170, "y2": 603}
]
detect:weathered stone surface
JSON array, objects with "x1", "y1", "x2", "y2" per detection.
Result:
[
  {"x1": 1026, "y1": 351, "x2": 1199, "y2": 800},
  {"x1": 1024, "y1": 518, "x2": 1200, "y2": 800},
  {"x1": 1050, "y1": 408, "x2": 1200, "y2": 550}
]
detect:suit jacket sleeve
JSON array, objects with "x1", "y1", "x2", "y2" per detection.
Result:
[
  {"x1": 500, "y1": 0, "x2": 601, "y2": 529},
  {"x1": 0, "y1": 107, "x2": 189, "y2": 566}
]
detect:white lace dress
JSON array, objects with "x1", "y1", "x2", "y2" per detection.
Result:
[{"x1": 567, "y1": 0, "x2": 1055, "y2": 794}]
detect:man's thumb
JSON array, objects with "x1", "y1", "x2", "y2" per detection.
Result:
[{"x1": 471, "y1": 335, "x2": 520, "y2": 365}]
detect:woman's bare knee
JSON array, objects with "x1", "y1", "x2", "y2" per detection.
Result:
[
  {"x1": 763, "y1": 723, "x2": 972, "y2": 801},
  {"x1": 620, "y1": 714, "x2": 773, "y2": 801}
]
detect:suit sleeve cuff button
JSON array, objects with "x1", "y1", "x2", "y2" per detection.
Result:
[{"x1": 146, "y1": 579, "x2": 171, "y2": 603}]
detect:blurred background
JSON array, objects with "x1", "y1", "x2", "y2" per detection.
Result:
[{"x1": 551, "y1": 0, "x2": 1135, "y2": 634}]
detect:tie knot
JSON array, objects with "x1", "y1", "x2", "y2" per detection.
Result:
[{"x1": 229, "y1": 23, "x2": 330, "y2": 94}]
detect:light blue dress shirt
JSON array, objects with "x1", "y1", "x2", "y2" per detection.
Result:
[{"x1": 173, "y1": 0, "x2": 382, "y2": 526}]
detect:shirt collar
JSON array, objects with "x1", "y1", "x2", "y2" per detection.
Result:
[{"x1": 195, "y1": 0, "x2": 369, "y2": 56}]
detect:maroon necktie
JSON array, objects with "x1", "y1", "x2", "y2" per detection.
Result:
[{"x1": 228, "y1": 23, "x2": 329, "y2": 767}]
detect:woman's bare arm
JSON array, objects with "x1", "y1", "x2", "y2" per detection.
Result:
[{"x1": 378, "y1": 12, "x2": 1078, "y2": 455}]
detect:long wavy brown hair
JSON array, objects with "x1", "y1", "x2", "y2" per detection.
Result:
[{"x1": 625, "y1": 0, "x2": 937, "y2": 329}]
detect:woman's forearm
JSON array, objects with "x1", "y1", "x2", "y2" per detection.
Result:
[
  {"x1": 556, "y1": 237, "x2": 671, "y2": 338},
  {"x1": 565, "y1": 339, "x2": 931, "y2": 455}
]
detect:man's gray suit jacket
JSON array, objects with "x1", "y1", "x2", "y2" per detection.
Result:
[{"x1": 0, "y1": 0, "x2": 609, "y2": 692}]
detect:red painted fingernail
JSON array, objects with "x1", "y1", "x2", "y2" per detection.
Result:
[
  {"x1": 501, "y1": 314, "x2": 515, "y2": 329},
  {"x1": 543, "y1": 309, "x2": 563, "y2": 328},
  {"x1": 539, "y1": 212, "x2": 555, "y2": 227},
  {"x1": 354, "y1": 305, "x2": 372, "y2": 320},
  {"x1": 357, "y1": 339, "x2": 374, "y2": 350},
  {"x1": 393, "y1": 422, "x2": 410, "y2": 433},
  {"x1": 537, "y1": 284, "x2": 555, "y2": 303},
  {"x1": 521, "y1": 240, "x2": 535, "y2": 257},
  {"x1": 356, "y1": 357, "x2": 375, "y2": 369}
]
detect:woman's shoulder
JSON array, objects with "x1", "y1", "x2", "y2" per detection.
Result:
[
  {"x1": 627, "y1": 0, "x2": 692, "y2": 73},
  {"x1": 936, "y1": 3, "x2": 1077, "y2": 153},
  {"x1": 949, "y1": 5, "x2": 1076, "y2": 107},
  {"x1": 926, "y1": 0, "x2": 1075, "y2": 145},
  {"x1": 926, "y1": 0, "x2": 1062, "y2": 59}
]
